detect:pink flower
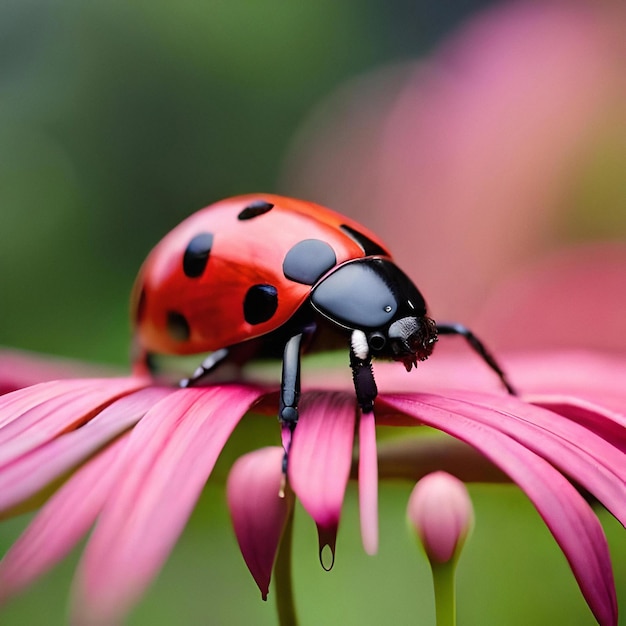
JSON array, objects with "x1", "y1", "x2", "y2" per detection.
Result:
[
  {"x1": 0, "y1": 348, "x2": 614, "y2": 622},
  {"x1": 0, "y1": 347, "x2": 623, "y2": 625}
]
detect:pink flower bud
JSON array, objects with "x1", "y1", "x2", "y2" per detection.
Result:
[{"x1": 407, "y1": 471, "x2": 474, "y2": 564}]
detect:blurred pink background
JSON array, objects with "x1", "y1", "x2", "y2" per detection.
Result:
[{"x1": 281, "y1": 1, "x2": 626, "y2": 352}]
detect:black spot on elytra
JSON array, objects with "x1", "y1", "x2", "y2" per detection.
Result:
[
  {"x1": 237, "y1": 200, "x2": 274, "y2": 221},
  {"x1": 166, "y1": 311, "x2": 191, "y2": 341},
  {"x1": 283, "y1": 239, "x2": 337, "y2": 285},
  {"x1": 243, "y1": 284, "x2": 278, "y2": 325},
  {"x1": 340, "y1": 224, "x2": 387, "y2": 257},
  {"x1": 183, "y1": 233, "x2": 214, "y2": 278}
]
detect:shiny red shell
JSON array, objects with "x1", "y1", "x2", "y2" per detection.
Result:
[{"x1": 132, "y1": 194, "x2": 392, "y2": 357}]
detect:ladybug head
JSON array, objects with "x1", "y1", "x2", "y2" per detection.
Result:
[
  {"x1": 349, "y1": 313, "x2": 437, "y2": 372},
  {"x1": 310, "y1": 258, "x2": 438, "y2": 368},
  {"x1": 386, "y1": 315, "x2": 437, "y2": 371}
]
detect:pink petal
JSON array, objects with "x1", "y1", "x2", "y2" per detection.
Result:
[
  {"x1": 72, "y1": 384, "x2": 264, "y2": 625},
  {"x1": 0, "y1": 437, "x2": 127, "y2": 602},
  {"x1": 0, "y1": 378, "x2": 148, "y2": 466},
  {"x1": 226, "y1": 447, "x2": 292, "y2": 600},
  {"x1": 530, "y1": 395, "x2": 626, "y2": 453},
  {"x1": 0, "y1": 348, "x2": 117, "y2": 394},
  {"x1": 410, "y1": 391, "x2": 626, "y2": 527},
  {"x1": 379, "y1": 394, "x2": 618, "y2": 626},
  {"x1": 348, "y1": 348, "x2": 626, "y2": 409},
  {"x1": 0, "y1": 387, "x2": 170, "y2": 516},
  {"x1": 0, "y1": 379, "x2": 101, "y2": 427},
  {"x1": 288, "y1": 391, "x2": 356, "y2": 567},
  {"x1": 502, "y1": 351, "x2": 626, "y2": 408},
  {"x1": 358, "y1": 409, "x2": 378, "y2": 555}
]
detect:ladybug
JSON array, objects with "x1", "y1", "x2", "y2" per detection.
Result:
[{"x1": 132, "y1": 194, "x2": 514, "y2": 434}]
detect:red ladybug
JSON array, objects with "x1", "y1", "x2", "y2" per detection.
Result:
[{"x1": 132, "y1": 194, "x2": 514, "y2": 431}]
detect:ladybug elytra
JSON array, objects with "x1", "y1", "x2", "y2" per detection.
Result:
[{"x1": 132, "y1": 194, "x2": 514, "y2": 438}]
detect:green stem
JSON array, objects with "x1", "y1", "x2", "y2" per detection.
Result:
[
  {"x1": 274, "y1": 504, "x2": 298, "y2": 626},
  {"x1": 431, "y1": 561, "x2": 456, "y2": 626}
]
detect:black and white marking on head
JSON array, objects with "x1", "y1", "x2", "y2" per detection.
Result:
[
  {"x1": 340, "y1": 224, "x2": 387, "y2": 257},
  {"x1": 166, "y1": 310, "x2": 191, "y2": 341},
  {"x1": 182, "y1": 233, "x2": 214, "y2": 278},
  {"x1": 282, "y1": 239, "x2": 337, "y2": 285},
  {"x1": 237, "y1": 200, "x2": 275, "y2": 221},
  {"x1": 351, "y1": 329, "x2": 369, "y2": 360},
  {"x1": 243, "y1": 284, "x2": 279, "y2": 325}
]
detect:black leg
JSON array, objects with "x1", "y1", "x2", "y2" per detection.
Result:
[
  {"x1": 279, "y1": 333, "x2": 305, "y2": 474},
  {"x1": 279, "y1": 333, "x2": 304, "y2": 430},
  {"x1": 179, "y1": 348, "x2": 230, "y2": 388},
  {"x1": 130, "y1": 334, "x2": 157, "y2": 377},
  {"x1": 436, "y1": 322, "x2": 517, "y2": 395},
  {"x1": 349, "y1": 338, "x2": 378, "y2": 413}
]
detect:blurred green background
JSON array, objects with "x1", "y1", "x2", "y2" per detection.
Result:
[
  {"x1": 1, "y1": 0, "x2": 495, "y2": 364},
  {"x1": 1, "y1": 1, "x2": 625, "y2": 624}
]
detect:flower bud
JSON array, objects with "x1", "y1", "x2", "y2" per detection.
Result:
[{"x1": 407, "y1": 471, "x2": 474, "y2": 565}]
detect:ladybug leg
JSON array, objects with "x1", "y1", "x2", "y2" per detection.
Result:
[
  {"x1": 350, "y1": 330, "x2": 378, "y2": 413},
  {"x1": 436, "y1": 322, "x2": 517, "y2": 395},
  {"x1": 279, "y1": 332, "x2": 304, "y2": 473},
  {"x1": 130, "y1": 335, "x2": 157, "y2": 378},
  {"x1": 179, "y1": 348, "x2": 230, "y2": 388},
  {"x1": 132, "y1": 350, "x2": 157, "y2": 378},
  {"x1": 279, "y1": 332, "x2": 304, "y2": 429}
]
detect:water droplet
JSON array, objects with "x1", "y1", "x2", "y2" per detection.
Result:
[{"x1": 319, "y1": 543, "x2": 336, "y2": 571}]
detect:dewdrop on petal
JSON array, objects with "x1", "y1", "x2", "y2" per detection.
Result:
[{"x1": 407, "y1": 471, "x2": 474, "y2": 565}]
